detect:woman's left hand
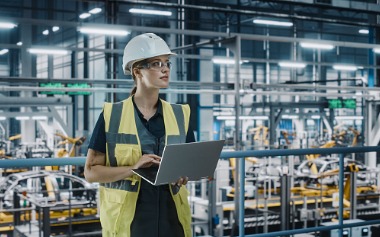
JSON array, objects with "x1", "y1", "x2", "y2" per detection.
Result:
[{"x1": 172, "y1": 176, "x2": 189, "y2": 187}]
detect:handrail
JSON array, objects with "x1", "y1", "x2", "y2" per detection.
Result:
[
  {"x1": 220, "y1": 145, "x2": 380, "y2": 159},
  {"x1": 1, "y1": 145, "x2": 380, "y2": 237},
  {"x1": 1, "y1": 146, "x2": 379, "y2": 168},
  {"x1": 0, "y1": 157, "x2": 86, "y2": 168}
]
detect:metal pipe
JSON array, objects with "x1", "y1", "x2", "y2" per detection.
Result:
[
  {"x1": 338, "y1": 154, "x2": 344, "y2": 237},
  {"x1": 2, "y1": 76, "x2": 380, "y2": 92},
  {"x1": 0, "y1": 86, "x2": 375, "y2": 99},
  {"x1": 1, "y1": 146, "x2": 379, "y2": 168}
]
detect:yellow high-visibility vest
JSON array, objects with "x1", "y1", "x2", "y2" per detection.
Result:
[{"x1": 100, "y1": 97, "x2": 191, "y2": 237}]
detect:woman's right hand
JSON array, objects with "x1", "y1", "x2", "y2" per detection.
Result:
[{"x1": 133, "y1": 154, "x2": 161, "y2": 169}]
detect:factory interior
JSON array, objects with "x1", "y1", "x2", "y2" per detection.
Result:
[{"x1": 1, "y1": 0, "x2": 380, "y2": 236}]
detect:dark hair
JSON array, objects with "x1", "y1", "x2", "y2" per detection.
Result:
[{"x1": 130, "y1": 86, "x2": 137, "y2": 96}]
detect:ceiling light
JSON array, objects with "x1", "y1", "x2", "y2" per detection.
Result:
[
  {"x1": 0, "y1": 22, "x2": 17, "y2": 29},
  {"x1": 0, "y1": 116, "x2": 6, "y2": 120},
  {"x1": 0, "y1": 49, "x2": 9, "y2": 55},
  {"x1": 52, "y1": 26, "x2": 60, "y2": 32},
  {"x1": 16, "y1": 42, "x2": 22, "y2": 46},
  {"x1": 78, "y1": 27, "x2": 130, "y2": 36},
  {"x1": 28, "y1": 48, "x2": 69, "y2": 55},
  {"x1": 253, "y1": 19, "x2": 293, "y2": 27},
  {"x1": 358, "y1": 29, "x2": 369, "y2": 34},
  {"x1": 212, "y1": 57, "x2": 243, "y2": 65},
  {"x1": 89, "y1": 8, "x2": 102, "y2": 14},
  {"x1": 300, "y1": 42, "x2": 334, "y2": 50},
  {"x1": 216, "y1": 115, "x2": 269, "y2": 120},
  {"x1": 373, "y1": 48, "x2": 380, "y2": 54},
  {"x1": 42, "y1": 29, "x2": 49, "y2": 35},
  {"x1": 311, "y1": 115, "x2": 321, "y2": 119},
  {"x1": 278, "y1": 61, "x2": 306, "y2": 68},
  {"x1": 335, "y1": 116, "x2": 363, "y2": 120},
  {"x1": 79, "y1": 13, "x2": 91, "y2": 19},
  {"x1": 15, "y1": 116, "x2": 29, "y2": 121},
  {"x1": 32, "y1": 116, "x2": 48, "y2": 120},
  {"x1": 129, "y1": 8, "x2": 172, "y2": 16},
  {"x1": 282, "y1": 115, "x2": 299, "y2": 119},
  {"x1": 213, "y1": 111, "x2": 234, "y2": 116},
  {"x1": 333, "y1": 64, "x2": 357, "y2": 71}
]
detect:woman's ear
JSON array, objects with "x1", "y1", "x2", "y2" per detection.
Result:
[{"x1": 132, "y1": 68, "x2": 141, "y2": 78}]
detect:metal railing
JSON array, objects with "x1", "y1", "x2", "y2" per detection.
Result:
[{"x1": 1, "y1": 145, "x2": 380, "y2": 237}]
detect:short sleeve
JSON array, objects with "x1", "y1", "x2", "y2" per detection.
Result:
[{"x1": 88, "y1": 112, "x2": 107, "y2": 153}]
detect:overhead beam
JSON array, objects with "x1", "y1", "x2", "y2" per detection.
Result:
[{"x1": 0, "y1": 18, "x2": 379, "y2": 50}]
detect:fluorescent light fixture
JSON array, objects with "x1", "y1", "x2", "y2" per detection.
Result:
[
  {"x1": 335, "y1": 116, "x2": 363, "y2": 120},
  {"x1": 0, "y1": 22, "x2": 17, "y2": 29},
  {"x1": 212, "y1": 58, "x2": 235, "y2": 65},
  {"x1": 0, "y1": 116, "x2": 6, "y2": 120},
  {"x1": 282, "y1": 115, "x2": 299, "y2": 119},
  {"x1": 129, "y1": 8, "x2": 172, "y2": 16},
  {"x1": 249, "y1": 116, "x2": 269, "y2": 120},
  {"x1": 28, "y1": 48, "x2": 69, "y2": 55},
  {"x1": 278, "y1": 61, "x2": 306, "y2": 68},
  {"x1": 333, "y1": 64, "x2": 357, "y2": 71},
  {"x1": 216, "y1": 115, "x2": 269, "y2": 120},
  {"x1": 52, "y1": 26, "x2": 60, "y2": 32},
  {"x1": 300, "y1": 42, "x2": 334, "y2": 50},
  {"x1": 213, "y1": 111, "x2": 234, "y2": 116},
  {"x1": 0, "y1": 49, "x2": 9, "y2": 55},
  {"x1": 311, "y1": 115, "x2": 321, "y2": 119},
  {"x1": 78, "y1": 27, "x2": 130, "y2": 36},
  {"x1": 79, "y1": 13, "x2": 91, "y2": 19},
  {"x1": 216, "y1": 116, "x2": 235, "y2": 120},
  {"x1": 253, "y1": 19, "x2": 293, "y2": 27},
  {"x1": 212, "y1": 57, "x2": 243, "y2": 65},
  {"x1": 32, "y1": 116, "x2": 48, "y2": 120},
  {"x1": 15, "y1": 116, "x2": 29, "y2": 121},
  {"x1": 42, "y1": 29, "x2": 49, "y2": 35},
  {"x1": 16, "y1": 42, "x2": 22, "y2": 46},
  {"x1": 89, "y1": 8, "x2": 102, "y2": 14},
  {"x1": 373, "y1": 48, "x2": 380, "y2": 54},
  {"x1": 358, "y1": 29, "x2": 369, "y2": 34}
]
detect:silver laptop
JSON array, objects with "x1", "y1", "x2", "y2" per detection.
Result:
[{"x1": 132, "y1": 140, "x2": 225, "y2": 186}]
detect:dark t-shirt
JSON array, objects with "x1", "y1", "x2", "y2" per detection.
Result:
[{"x1": 88, "y1": 99, "x2": 195, "y2": 153}]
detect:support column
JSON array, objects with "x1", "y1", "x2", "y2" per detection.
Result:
[
  {"x1": 20, "y1": 1, "x2": 35, "y2": 145},
  {"x1": 280, "y1": 174, "x2": 291, "y2": 232},
  {"x1": 227, "y1": 35, "x2": 242, "y2": 237}
]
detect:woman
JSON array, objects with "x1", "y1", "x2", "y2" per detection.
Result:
[{"x1": 85, "y1": 33, "x2": 195, "y2": 237}]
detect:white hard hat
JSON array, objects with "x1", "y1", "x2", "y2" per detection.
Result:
[{"x1": 122, "y1": 33, "x2": 176, "y2": 75}]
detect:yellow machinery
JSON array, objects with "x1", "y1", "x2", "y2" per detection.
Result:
[
  {"x1": 248, "y1": 125, "x2": 269, "y2": 146},
  {"x1": 292, "y1": 163, "x2": 377, "y2": 219},
  {"x1": 55, "y1": 133, "x2": 86, "y2": 158},
  {"x1": 52, "y1": 133, "x2": 86, "y2": 171}
]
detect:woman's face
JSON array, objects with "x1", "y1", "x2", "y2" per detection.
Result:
[{"x1": 134, "y1": 55, "x2": 171, "y2": 90}]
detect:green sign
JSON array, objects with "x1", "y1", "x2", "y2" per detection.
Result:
[
  {"x1": 342, "y1": 99, "x2": 356, "y2": 109},
  {"x1": 67, "y1": 83, "x2": 92, "y2": 95},
  {"x1": 328, "y1": 99, "x2": 356, "y2": 109},
  {"x1": 38, "y1": 82, "x2": 65, "y2": 95},
  {"x1": 38, "y1": 82, "x2": 91, "y2": 95}
]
